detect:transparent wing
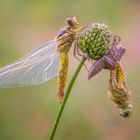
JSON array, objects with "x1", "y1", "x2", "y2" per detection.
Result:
[{"x1": 0, "y1": 40, "x2": 59, "y2": 88}]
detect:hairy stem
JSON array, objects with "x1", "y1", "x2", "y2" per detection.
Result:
[{"x1": 49, "y1": 57, "x2": 86, "y2": 140}]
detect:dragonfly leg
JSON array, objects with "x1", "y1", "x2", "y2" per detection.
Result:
[
  {"x1": 73, "y1": 43, "x2": 89, "y2": 71},
  {"x1": 103, "y1": 55, "x2": 116, "y2": 70},
  {"x1": 57, "y1": 42, "x2": 70, "y2": 53},
  {"x1": 70, "y1": 27, "x2": 85, "y2": 34},
  {"x1": 73, "y1": 43, "x2": 81, "y2": 61}
]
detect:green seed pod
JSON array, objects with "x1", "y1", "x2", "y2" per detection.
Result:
[{"x1": 77, "y1": 23, "x2": 112, "y2": 60}]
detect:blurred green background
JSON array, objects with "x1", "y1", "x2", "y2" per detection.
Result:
[{"x1": 0, "y1": 0, "x2": 140, "y2": 140}]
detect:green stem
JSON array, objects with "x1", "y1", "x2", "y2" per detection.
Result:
[{"x1": 49, "y1": 57, "x2": 86, "y2": 140}]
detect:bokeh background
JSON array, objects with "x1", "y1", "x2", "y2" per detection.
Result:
[{"x1": 0, "y1": 0, "x2": 140, "y2": 140}]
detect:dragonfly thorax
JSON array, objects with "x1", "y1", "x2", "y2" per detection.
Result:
[{"x1": 56, "y1": 28, "x2": 76, "y2": 53}]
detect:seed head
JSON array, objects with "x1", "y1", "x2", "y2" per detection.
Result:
[{"x1": 77, "y1": 23, "x2": 112, "y2": 60}]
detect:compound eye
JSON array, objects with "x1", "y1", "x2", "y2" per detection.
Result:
[
  {"x1": 66, "y1": 17, "x2": 74, "y2": 27},
  {"x1": 119, "y1": 104, "x2": 133, "y2": 118},
  {"x1": 113, "y1": 35, "x2": 121, "y2": 45}
]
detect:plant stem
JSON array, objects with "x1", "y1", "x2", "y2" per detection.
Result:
[{"x1": 49, "y1": 57, "x2": 86, "y2": 140}]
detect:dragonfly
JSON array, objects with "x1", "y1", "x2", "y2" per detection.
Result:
[{"x1": 0, "y1": 17, "x2": 85, "y2": 102}]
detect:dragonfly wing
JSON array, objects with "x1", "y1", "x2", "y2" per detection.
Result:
[{"x1": 0, "y1": 40, "x2": 59, "y2": 87}]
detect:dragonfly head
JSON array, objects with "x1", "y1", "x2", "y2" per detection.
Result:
[
  {"x1": 66, "y1": 17, "x2": 79, "y2": 29},
  {"x1": 119, "y1": 104, "x2": 133, "y2": 118}
]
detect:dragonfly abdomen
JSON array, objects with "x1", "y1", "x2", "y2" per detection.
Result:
[
  {"x1": 57, "y1": 53, "x2": 69, "y2": 102},
  {"x1": 114, "y1": 61, "x2": 125, "y2": 83}
]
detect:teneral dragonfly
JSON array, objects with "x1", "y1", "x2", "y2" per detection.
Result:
[{"x1": 0, "y1": 17, "x2": 84, "y2": 102}]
